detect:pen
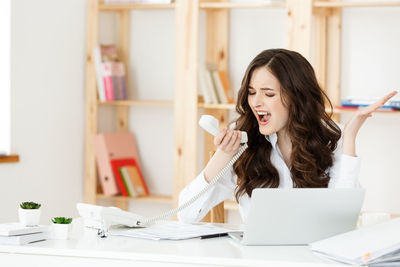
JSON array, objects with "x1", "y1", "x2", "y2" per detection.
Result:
[{"x1": 200, "y1": 233, "x2": 229, "y2": 239}]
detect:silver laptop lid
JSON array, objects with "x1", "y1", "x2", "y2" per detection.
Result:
[{"x1": 242, "y1": 188, "x2": 365, "y2": 245}]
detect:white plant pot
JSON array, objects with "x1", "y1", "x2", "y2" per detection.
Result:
[
  {"x1": 52, "y1": 224, "x2": 71, "y2": 240},
  {"x1": 18, "y1": 208, "x2": 41, "y2": 226}
]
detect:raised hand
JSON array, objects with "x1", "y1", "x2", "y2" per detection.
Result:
[{"x1": 342, "y1": 90, "x2": 398, "y2": 156}]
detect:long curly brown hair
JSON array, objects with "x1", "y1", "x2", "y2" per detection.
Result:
[{"x1": 233, "y1": 49, "x2": 341, "y2": 200}]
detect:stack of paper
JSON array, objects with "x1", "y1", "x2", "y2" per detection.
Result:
[
  {"x1": 0, "y1": 223, "x2": 49, "y2": 245},
  {"x1": 109, "y1": 221, "x2": 240, "y2": 240},
  {"x1": 310, "y1": 218, "x2": 400, "y2": 266}
]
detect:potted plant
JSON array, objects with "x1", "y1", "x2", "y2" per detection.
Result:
[
  {"x1": 51, "y1": 217, "x2": 72, "y2": 239},
  {"x1": 19, "y1": 201, "x2": 41, "y2": 226}
]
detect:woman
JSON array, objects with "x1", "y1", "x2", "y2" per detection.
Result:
[{"x1": 178, "y1": 49, "x2": 397, "y2": 223}]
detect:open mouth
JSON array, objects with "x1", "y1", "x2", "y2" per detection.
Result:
[{"x1": 257, "y1": 111, "x2": 271, "y2": 125}]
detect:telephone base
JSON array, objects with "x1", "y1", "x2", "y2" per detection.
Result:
[{"x1": 77, "y1": 203, "x2": 148, "y2": 235}]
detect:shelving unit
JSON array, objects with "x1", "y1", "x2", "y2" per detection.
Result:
[
  {"x1": 84, "y1": 0, "x2": 400, "y2": 221},
  {"x1": 84, "y1": 0, "x2": 177, "y2": 211}
]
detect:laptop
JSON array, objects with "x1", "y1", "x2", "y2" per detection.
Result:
[{"x1": 229, "y1": 188, "x2": 365, "y2": 245}]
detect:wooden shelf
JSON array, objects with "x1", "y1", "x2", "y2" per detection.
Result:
[
  {"x1": 96, "y1": 194, "x2": 173, "y2": 204},
  {"x1": 99, "y1": 100, "x2": 173, "y2": 107},
  {"x1": 224, "y1": 199, "x2": 238, "y2": 210},
  {"x1": 200, "y1": 2, "x2": 285, "y2": 9},
  {"x1": 314, "y1": 1, "x2": 400, "y2": 8},
  {"x1": 197, "y1": 104, "x2": 400, "y2": 114},
  {"x1": 99, "y1": 3, "x2": 175, "y2": 11},
  {"x1": 0, "y1": 154, "x2": 19, "y2": 164},
  {"x1": 198, "y1": 103, "x2": 236, "y2": 110}
]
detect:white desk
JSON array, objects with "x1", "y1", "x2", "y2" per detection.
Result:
[{"x1": 0, "y1": 220, "x2": 349, "y2": 267}]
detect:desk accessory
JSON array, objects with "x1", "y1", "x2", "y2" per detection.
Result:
[
  {"x1": 18, "y1": 201, "x2": 41, "y2": 226},
  {"x1": 51, "y1": 217, "x2": 72, "y2": 240}
]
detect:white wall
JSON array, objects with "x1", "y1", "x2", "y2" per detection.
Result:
[
  {"x1": 1, "y1": 1, "x2": 399, "y2": 224},
  {"x1": 0, "y1": 0, "x2": 86, "y2": 223}
]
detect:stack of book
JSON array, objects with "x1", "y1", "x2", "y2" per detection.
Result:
[
  {"x1": 0, "y1": 223, "x2": 49, "y2": 245},
  {"x1": 198, "y1": 63, "x2": 234, "y2": 105},
  {"x1": 93, "y1": 131, "x2": 149, "y2": 197},
  {"x1": 340, "y1": 97, "x2": 400, "y2": 110},
  {"x1": 93, "y1": 44, "x2": 128, "y2": 102}
]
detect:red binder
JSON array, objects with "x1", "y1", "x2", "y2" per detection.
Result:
[{"x1": 110, "y1": 158, "x2": 149, "y2": 197}]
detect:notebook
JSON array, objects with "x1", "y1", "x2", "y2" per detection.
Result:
[
  {"x1": 0, "y1": 223, "x2": 49, "y2": 236},
  {"x1": 0, "y1": 231, "x2": 49, "y2": 245}
]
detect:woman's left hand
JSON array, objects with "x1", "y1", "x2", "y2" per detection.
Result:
[{"x1": 342, "y1": 90, "x2": 398, "y2": 156}]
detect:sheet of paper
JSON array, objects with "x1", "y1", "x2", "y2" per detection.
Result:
[{"x1": 109, "y1": 221, "x2": 241, "y2": 240}]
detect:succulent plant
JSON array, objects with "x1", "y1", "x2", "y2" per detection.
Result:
[
  {"x1": 51, "y1": 217, "x2": 73, "y2": 224},
  {"x1": 20, "y1": 201, "x2": 41, "y2": 209}
]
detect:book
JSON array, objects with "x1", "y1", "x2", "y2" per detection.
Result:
[
  {"x1": 100, "y1": 44, "x2": 119, "y2": 62},
  {"x1": 119, "y1": 167, "x2": 137, "y2": 197},
  {"x1": 212, "y1": 70, "x2": 228, "y2": 104},
  {"x1": 0, "y1": 231, "x2": 49, "y2": 245},
  {"x1": 310, "y1": 218, "x2": 400, "y2": 266},
  {"x1": 93, "y1": 46, "x2": 106, "y2": 102},
  {"x1": 198, "y1": 65, "x2": 212, "y2": 104},
  {"x1": 122, "y1": 165, "x2": 149, "y2": 196},
  {"x1": 207, "y1": 63, "x2": 221, "y2": 104},
  {"x1": 0, "y1": 223, "x2": 49, "y2": 237},
  {"x1": 110, "y1": 158, "x2": 149, "y2": 197},
  {"x1": 217, "y1": 70, "x2": 234, "y2": 104},
  {"x1": 102, "y1": 62, "x2": 114, "y2": 101},
  {"x1": 111, "y1": 62, "x2": 127, "y2": 101}
]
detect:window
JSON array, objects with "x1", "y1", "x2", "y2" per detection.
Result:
[{"x1": 0, "y1": 0, "x2": 11, "y2": 155}]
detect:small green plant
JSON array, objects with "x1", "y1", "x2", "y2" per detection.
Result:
[
  {"x1": 20, "y1": 201, "x2": 41, "y2": 209},
  {"x1": 51, "y1": 217, "x2": 72, "y2": 224}
]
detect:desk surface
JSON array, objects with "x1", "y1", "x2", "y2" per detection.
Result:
[{"x1": 0, "y1": 219, "x2": 348, "y2": 267}]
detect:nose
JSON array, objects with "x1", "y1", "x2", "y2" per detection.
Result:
[{"x1": 251, "y1": 92, "x2": 263, "y2": 108}]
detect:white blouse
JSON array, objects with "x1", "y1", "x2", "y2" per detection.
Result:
[{"x1": 177, "y1": 132, "x2": 361, "y2": 224}]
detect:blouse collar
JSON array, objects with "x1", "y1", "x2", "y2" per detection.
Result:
[{"x1": 265, "y1": 133, "x2": 278, "y2": 149}]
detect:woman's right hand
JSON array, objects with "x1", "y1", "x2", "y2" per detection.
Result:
[
  {"x1": 214, "y1": 128, "x2": 242, "y2": 156},
  {"x1": 204, "y1": 128, "x2": 242, "y2": 183}
]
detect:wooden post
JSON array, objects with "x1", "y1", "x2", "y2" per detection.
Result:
[
  {"x1": 113, "y1": 10, "x2": 131, "y2": 210},
  {"x1": 84, "y1": 0, "x2": 99, "y2": 204},
  {"x1": 173, "y1": 0, "x2": 199, "y2": 209},
  {"x1": 202, "y1": 0, "x2": 230, "y2": 223},
  {"x1": 285, "y1": 0, "x2": 313, "y2": 60},
  {"x1": 313, "y1": 7, "x2": 328, "y2": 89},
  {"x1": 326, "y1": 4, "x2": 342, "y2": 122}
]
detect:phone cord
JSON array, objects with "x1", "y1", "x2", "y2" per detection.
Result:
[{"x1": 138, "y1": 143, "x2": 248, "y2": 227}]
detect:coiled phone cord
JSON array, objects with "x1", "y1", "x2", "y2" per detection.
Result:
[{"x1": 138, "y1": 143, "x2": 248, "y2": 227}]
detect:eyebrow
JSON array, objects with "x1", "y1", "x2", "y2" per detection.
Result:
[{"x1": 248, "y1": 86, "x2": 275, "y2": 91}]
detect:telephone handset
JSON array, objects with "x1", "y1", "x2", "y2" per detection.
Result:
[
  {"x1": 198, "y1": 115, "x2": 248, "y2": 143},
  {"x1": 77, "y1": 115, "x2": 248, "y2": 235}
]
